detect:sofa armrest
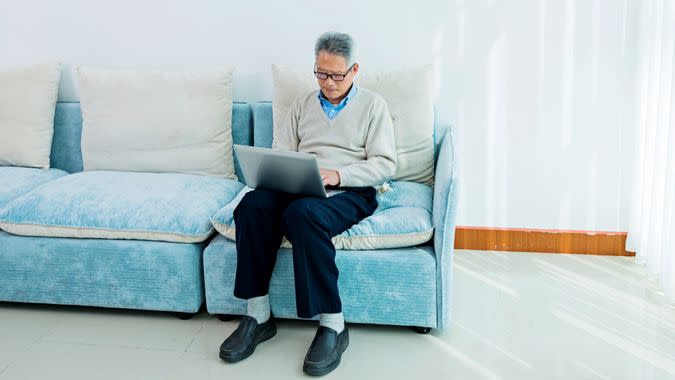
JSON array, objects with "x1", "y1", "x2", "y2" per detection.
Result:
[{"x1": 432, "y1": 126, "x2": 459, "y2": 330}]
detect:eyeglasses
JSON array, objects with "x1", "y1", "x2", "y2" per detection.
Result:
[{"x1": 313, "y1": 64, "x2": 355, "y2": 81}]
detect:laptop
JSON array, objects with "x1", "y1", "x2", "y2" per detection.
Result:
[{"x1": 233, "y1": 144, "x2": 327, "y2": 198}]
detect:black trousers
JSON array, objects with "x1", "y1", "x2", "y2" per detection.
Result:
[{"x1": 232, "y1": 187, "x2": 378, "y2": 318}]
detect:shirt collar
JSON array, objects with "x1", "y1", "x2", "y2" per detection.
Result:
[{"x1": 318, "y1": 84, "x2": 357, "y2": 107}]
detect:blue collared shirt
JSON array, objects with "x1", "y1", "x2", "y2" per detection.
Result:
[{"x1": 318, "y1": 85, "x2": 357, "y2": 120}]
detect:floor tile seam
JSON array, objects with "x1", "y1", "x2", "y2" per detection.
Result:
[{"x1": 36, "y1": 339, "x2": 185, "y2": 353}]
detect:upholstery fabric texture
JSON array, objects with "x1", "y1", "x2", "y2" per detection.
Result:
[
  {"x1": 211, "y1": 181, "x2": 434, "y2": 250},
  {"x1": 0, "y1": 171, "x2": 243, "y2": 243},
  {"x1": 203, "y1": 235, "x2": 437, "y2": 327},
  {"x1": 0, "y1": 231, "x2": 204, "y2": 312},
  {"x1": 0, "y1": 166, "x2": 67, "y2": 208}
]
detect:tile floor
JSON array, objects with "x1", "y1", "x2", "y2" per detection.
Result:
[{"x1": 1, "y1": 250, "x2": 675, "y2": 379}]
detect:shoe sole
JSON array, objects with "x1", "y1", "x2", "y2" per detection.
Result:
[
  {"x1": 219, "y1": 323, "x2": 277, "y2": 363},
  {"x1": 303, "y1": 331, "x2": 350, "y2": 377}
]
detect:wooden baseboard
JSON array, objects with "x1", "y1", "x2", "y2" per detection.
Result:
[{"x1": 454, "y1": 226, "x2": 634, "y2": 256}]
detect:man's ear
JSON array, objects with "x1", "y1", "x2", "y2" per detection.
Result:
[{"x1": 352, "y1": 63, "x2": 359, "y2": 75}]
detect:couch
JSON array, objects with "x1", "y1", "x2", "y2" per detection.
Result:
[
  {"x1": 203, "y1": 102, "x2": 459, "y2": 332},
  {"x1": 0, "y1": 96, "x2": 458, "y2": 331},
  {"x1": 0, "y1": 101, "x2": 253, "y2": 317}
]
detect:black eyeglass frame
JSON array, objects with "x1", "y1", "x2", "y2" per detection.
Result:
[{"x1": 313, "y1": 63, "x2": 356, "y2": 81}]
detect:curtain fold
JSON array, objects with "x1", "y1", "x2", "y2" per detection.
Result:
[{"x1": 627, "y1": 0, "x2": 675, "y2": 302}]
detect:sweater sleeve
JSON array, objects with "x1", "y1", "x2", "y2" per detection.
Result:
[
  {"x1": 336, "y1": 98, "x2": 398, "y2": 187},
  {"x1": 272, "y1": 99, "x2": 300, "y2": 152}
]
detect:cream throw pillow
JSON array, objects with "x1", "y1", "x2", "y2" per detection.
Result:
[
  {"x1": 0, "y1": 63, "x2": 61, "y2": 169},
  {"x1": 78, "y1": 66, "x2": 235, "y2": 178},
  {"x1": 271, "y1": 64, "x2": 435, "y2": 185}
]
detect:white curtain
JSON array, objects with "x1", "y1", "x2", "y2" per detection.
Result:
[{"x1": 626, "y1": 0, "x2": 675, "y2": 303}]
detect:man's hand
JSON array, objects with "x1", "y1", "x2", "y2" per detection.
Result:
[{"x1": 320, "y1": 169, "x2": 341, "y2": 187}]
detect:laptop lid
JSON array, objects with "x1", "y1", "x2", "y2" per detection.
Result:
[{"x1": 234, "y1": 145, "x2": 327, "y2": 198}]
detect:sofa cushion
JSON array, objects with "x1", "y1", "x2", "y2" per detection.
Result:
[
  {"x1": 0, "y1": 167, "x2": 68, "y2": 208},
  {"x1": 357, "y1": 66, "x2": 435, "y2": 186},
  {"x1": 0, "y1": 230, "x2": 205, "y2": 312},
  {"x1": 49, "y1": 102, "x2": 254, "y2": 179},
  {"x1": 211, "y1": 181, "x2": 433, "y2": 250},
  {"x1": 203, "y1": 234, "x2": 438, "y2": 327},
  {"x1": 0, "y1": 171, "x2": 243, "y2": 243},
  {"x1": 0, "y1": 63, "x2": 61, "y2": 169},
  {"x1": 271, "y1": 64, "x2": 435, "y2": 186},
  {"x1": 77, "y1": 66, "x2": 236, "y2": 178}
]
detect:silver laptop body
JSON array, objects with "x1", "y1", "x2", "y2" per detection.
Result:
[{"x1": 233, "y1": 145, "x2": 327, "y2": 198}]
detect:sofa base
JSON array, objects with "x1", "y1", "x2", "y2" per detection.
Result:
[
  {"x1": 204, "y1": 235, "x2": 437, "y2": 328},
  {"x1": 0, "y1": 231, "x2": 205, "y2": 313}
]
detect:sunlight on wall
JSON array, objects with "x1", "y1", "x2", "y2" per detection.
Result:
[
  {"x1": 485, "y1": 35, "x2": 508, "y2": 228},
  {"x1": 561, "y1": 0, "x2": 576, "y2": 150}
]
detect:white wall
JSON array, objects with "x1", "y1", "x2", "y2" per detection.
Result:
[{"x1": 0, "y1": 0, "x2": 640, "y2": 231}]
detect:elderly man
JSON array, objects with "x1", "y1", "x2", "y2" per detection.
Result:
[{"x1": 219, "y1": 32, "x2": 397, "y2": 376}]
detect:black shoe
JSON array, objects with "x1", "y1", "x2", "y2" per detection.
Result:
[
  {"x1": 303, "y1": 326, "x2": 349, "y2": 376},
  {"x1": 219, "y1": 315, "x2": 277, "y2": 363}
]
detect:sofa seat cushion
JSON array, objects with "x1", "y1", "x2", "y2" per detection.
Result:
[
  {"x1": 0, "y1": 171, "x2": 243, "y2": 243},
  {"x1": 211, "y1": 181, "x2": 433, "y2": 250},
  {"x1": 203, "y1": 234, "x2": 438, "y2": 327},
  {"x1": 0, "y1": 230, "x2": 205, "y2": 312},
  {"x1": 0, "y1": 166, "x2": 68, "y2": 208}
]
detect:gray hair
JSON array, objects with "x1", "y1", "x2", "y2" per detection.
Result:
[{"x1": 314, "y1": 32, "x2": 357, "y2": 66}]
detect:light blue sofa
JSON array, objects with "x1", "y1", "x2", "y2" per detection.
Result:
[
  {"x1": 203, "y1": 102, "x2": 459, "y2": 331},
  {"x1": 0, "y1": 102, "x2": 253, "y2": 316}
]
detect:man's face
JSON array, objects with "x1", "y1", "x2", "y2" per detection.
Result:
[{"x1": 315, "y1": 51, "x2": 358, "y2": 104}]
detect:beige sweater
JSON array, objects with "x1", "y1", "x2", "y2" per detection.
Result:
[{"x1": 273, "y1": 88, "x2": 397, "y2": 187}]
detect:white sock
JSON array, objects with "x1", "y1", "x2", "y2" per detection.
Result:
[
  {"x1": 319, "y1": 312, "x2": 345, "y2": 334},
  {"x1": 246, "y1": 295, "x2": 270, "y2": 324}
]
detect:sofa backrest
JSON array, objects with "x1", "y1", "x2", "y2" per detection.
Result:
[
  {"x1": 49, "y1": 102, "x2": 254, "y2": 180},
  {"x1": 253, "y1": 101, "x2": 448, "y2": 162}
]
